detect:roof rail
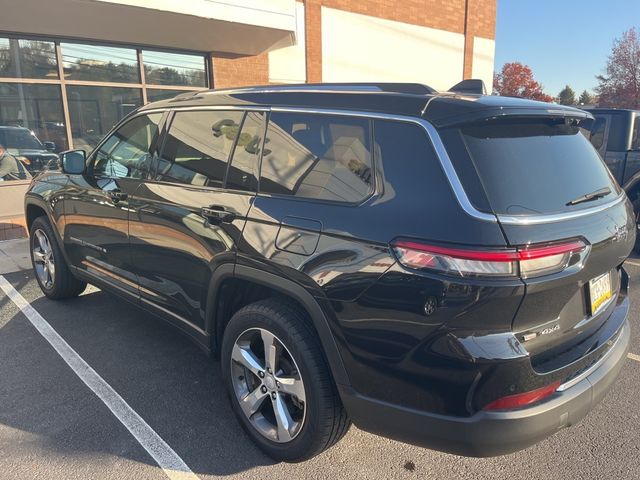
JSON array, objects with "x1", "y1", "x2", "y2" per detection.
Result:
[{"x1": 197, "y1": 82, "x2": 438, "y2": 96}]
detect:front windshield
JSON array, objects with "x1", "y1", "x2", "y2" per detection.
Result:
[{"x1": 0, "y1": 128, "x2": 44, "y2": 150}]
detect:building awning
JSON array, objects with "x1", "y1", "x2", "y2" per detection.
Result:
[{"x1": 1, "y1": 0, "x2": 297, "y2": 55}]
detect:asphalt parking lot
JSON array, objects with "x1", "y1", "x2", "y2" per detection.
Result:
[{"x1": 1, "y1": 238, "x2": 639, "y2": 480}]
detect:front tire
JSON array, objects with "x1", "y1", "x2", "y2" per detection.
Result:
[
  {"x1": 221, "y1": 299, "x2": 350, "y2": 462},
  {"x1": 30, "y1": 216, "x2": 86, "y2": 299}
]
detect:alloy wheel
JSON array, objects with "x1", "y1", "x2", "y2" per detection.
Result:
[
  {"x1": 32, "y1": 229, "x2": 56, "y2": 289},
  {"x1": 230, "y1": 328, "x2": 306, "y2": 443}
]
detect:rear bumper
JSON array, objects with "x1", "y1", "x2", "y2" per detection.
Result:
[{"x1": 341, "y1": 318, "x2": 630, "y2": 457}]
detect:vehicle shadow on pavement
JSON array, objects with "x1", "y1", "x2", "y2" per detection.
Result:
[{"x1": 0, "y1": 270, "x2": 276, "y2": 476}]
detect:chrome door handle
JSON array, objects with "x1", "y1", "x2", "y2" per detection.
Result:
[
  {"x1": 108, "y1": 190, "x2": 128, "y2": 203},
  {"x1": 201, "y1": 206, "x2": 236, "y2": 223}
]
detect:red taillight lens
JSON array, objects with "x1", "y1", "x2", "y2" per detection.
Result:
[
  {"x1": 483, "y1": 381, "x2": 561, "y2": 411},
  {"x1": 391, "y1": 240, "x2": 586, "y2": 278}
]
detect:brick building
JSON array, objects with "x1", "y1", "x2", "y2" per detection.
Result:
[
  {"x1": 0, "y1": 0, "x2": 496, "y2": 237},
  {"x1": 218, "y1": 0, "x2": 496, "y2": 90}
]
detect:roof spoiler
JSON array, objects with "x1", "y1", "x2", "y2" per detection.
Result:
[{"x1": 448, "y1": 79, "x2": 487, "y2": 95}]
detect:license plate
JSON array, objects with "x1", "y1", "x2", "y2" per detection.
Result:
[{"x1": 589, "y1": 272, "x2": 612, "y2": 316}]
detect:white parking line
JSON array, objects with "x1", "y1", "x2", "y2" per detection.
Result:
[
  {"x1": 0, "y1": 276, "x2": 199, "y2": 480},
  {"x1": 629, "y1": 353, "x2": 640, "y2": 362},
  {"x1": 624, "y1": 260, "x2": 640, "y2": 267}
]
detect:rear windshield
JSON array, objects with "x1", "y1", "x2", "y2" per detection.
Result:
[{"x1": 443, "y1": 118, "x2": 620, "y2": 216}]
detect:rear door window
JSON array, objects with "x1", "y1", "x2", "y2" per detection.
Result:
[
  {"x1": 631, "y1": 116, "x2": 640, "y2": 151},
  {"x1": 156, "y1": 110, "x2": 243, "y2": 187},
  {"x1": 443, "y1": 118, "x2": 620, "y2": 216},
  {"x1": 259, "y1": 112, "x2": 373, "y2": 203},
  {"x1": 226, "y1": 111, "x2": 264, "y2": 192}
]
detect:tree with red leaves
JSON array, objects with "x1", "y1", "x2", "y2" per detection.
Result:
[
  {"x1": 596, "y1": 28, "x2": 640, "y2": 108},
  {"x1": 493, "y1": 62, "x2": 554, "y2": 102}
]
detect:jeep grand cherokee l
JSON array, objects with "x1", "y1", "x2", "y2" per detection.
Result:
[{"x1": 25, "y1": 83, "x2": 633, "y2": 461}]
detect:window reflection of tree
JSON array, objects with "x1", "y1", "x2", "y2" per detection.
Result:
[
  {"x1": 94, "y1": 114, "x2": 160, "y2": 179},
  {"x1": 157, "y1": 111, "x2": 242, "y2": 187},
  {"x1": 227, "y1": 112, "x2": 264, "y2": 191}
]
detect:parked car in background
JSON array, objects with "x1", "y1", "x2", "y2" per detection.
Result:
[
  {"x1": 0, "y1": 126, "x2": 59, "y2": 176},
  {"x1": 582, "y1": 108, "x2": 640, "y2": 250},
  {"x1": 25, "y1": 84, "x2": 633, "y2": 461}
]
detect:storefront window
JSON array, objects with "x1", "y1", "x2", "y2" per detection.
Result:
[
  {"x1": 143, "y1": 50, "x2": 206, "y2": 87},
  {"x1": 0, "y1": 38, "x2": 58, "y2": 79},
  {"x1": 0, "y1": 83, "x2": 67, "y2": 180},
  {"x1": 0, "y1": 36, "x2": 208, "y2": 159},
  {"x1": 67, "y1": 86, "x2": 143, "y2": 151},
  {"x1": 61, "y1": 43, "x2": 140, "y2": 83},
  {"x1": 146, "y1": 88, "x2": 186, "y2": 103}
]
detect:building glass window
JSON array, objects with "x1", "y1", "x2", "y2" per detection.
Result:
[
  {"x1": 260, "y1": 112, "x2": 373, "y2": 203},
  {"x1": 0, "y1": 35, "x2": 209, "y2": 166},
  {"x1": 0, "y1": 38, "x2": 58, "y2": 79},
  {"x1": 143, "y1": 50, "x2": 206, "y2": 87},
  {"x1": 67, "y1": 85, "x2": 143, "y2": 151},
  {"x1": 0, "y1": 83, "x2": 67, "y2": 179},
  {"x1": 146, "y1": 88, "x2": 188, "y2": 103},
  {"x1": 157, "y1": 110, "x2": 243, "y2": 187},
  {"x1": 61, "y1": 42, "x2": 140, "y2": 83}
]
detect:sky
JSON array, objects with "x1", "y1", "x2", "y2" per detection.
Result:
[{"x1": 494, "y1": 0, "x2": 640, "y2": 97}]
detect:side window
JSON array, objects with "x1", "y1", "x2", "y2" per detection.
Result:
[
  {"x1": 631, "y1": 117, "x2": 640, "y2": 151},
  {"x1": 589, "y1": 116, "x2": 607, "y2": 153},
  {"x1": 259, "y1": 112, "x2": 372, "y2": 203},
  {"x1": 93, "y1": 113, "x2": 162, "y2": 179},
  {"x1": 157, "y1": 110, "x2": 243, "y2": 187},
  {"x1": 226, "y1": 111, "x2": 264, "y2": 192}
]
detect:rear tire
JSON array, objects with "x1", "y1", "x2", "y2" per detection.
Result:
[
  {"x1": 30, "y1": 216, "x2": 86, "y2": 299},
  {"x1": 221, "y1": 299, "x2": 350, "y2": 462}
]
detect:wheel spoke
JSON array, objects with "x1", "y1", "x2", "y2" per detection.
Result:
[
  {"x1": 42, "y1": 264, "x2": 51, "y2": 285},
  {"x1": 261, "y1": 329, "x2": 278, "y2": 373},
  {"x1": 47, "y1": 260, "x2": 55, "y2": 280},
  {"x1": 272, "y1": 393, "x2": 294, "y2": 442},
  {"x1": 276, "y1": 375, "x2": 305, "y2": 403},
  {"x1": 239, "y1": 386, "x2": 268, "y2": 418},
  {"x1": 32, "y1": 249, "x2": 46, "y2": 263},
  {"x1": 35, "y1": 231, "x2": 50, "y2": 254},
  {"x1": 231, "y1": 343, "x2": 264, "y2": 378}
]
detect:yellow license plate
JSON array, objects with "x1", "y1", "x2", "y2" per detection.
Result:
[{"x1": 589, "y1": 272, "x2": 612, "y2": 316}]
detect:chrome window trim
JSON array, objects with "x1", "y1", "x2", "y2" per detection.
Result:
[
  {"x1": 152, "y1": 105, "x2": 627, "y2": 225},
  {"x1": 156, "y1": 105, "x2": 271, "y2": 112},
  {"x1": 497, "y1": 194, "x2": 627, "y2": 225}
]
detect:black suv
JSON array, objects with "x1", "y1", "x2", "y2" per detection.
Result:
[
  {"x1": 25, "y1": 84, "x2": 632, "y2": 461},
  {"x1": 581, "y1": 108, "x2": 640, "y2": 250},
  {"x1": 0, "y1": 125, "x2": 59, "y2": 175}
]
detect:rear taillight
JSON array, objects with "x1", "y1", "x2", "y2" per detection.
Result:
[
  {"x1": 391, "y1": 239, "x2": 586, "y2": 279},
  {"x1": 483, "y1": 381, "x2": 561, "y2": 411}
]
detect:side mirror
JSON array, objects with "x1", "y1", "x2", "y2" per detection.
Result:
[
  {"x1": 43, "y1": 141, "x2": 56, "y2": 152},
  {"x1": 60, "y1": 150, "x2": 86, "y2": 175}
]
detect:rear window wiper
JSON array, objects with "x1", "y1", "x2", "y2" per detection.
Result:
[{"x1": 566, "y1": 187, "x2": 611, "y2": 206}]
